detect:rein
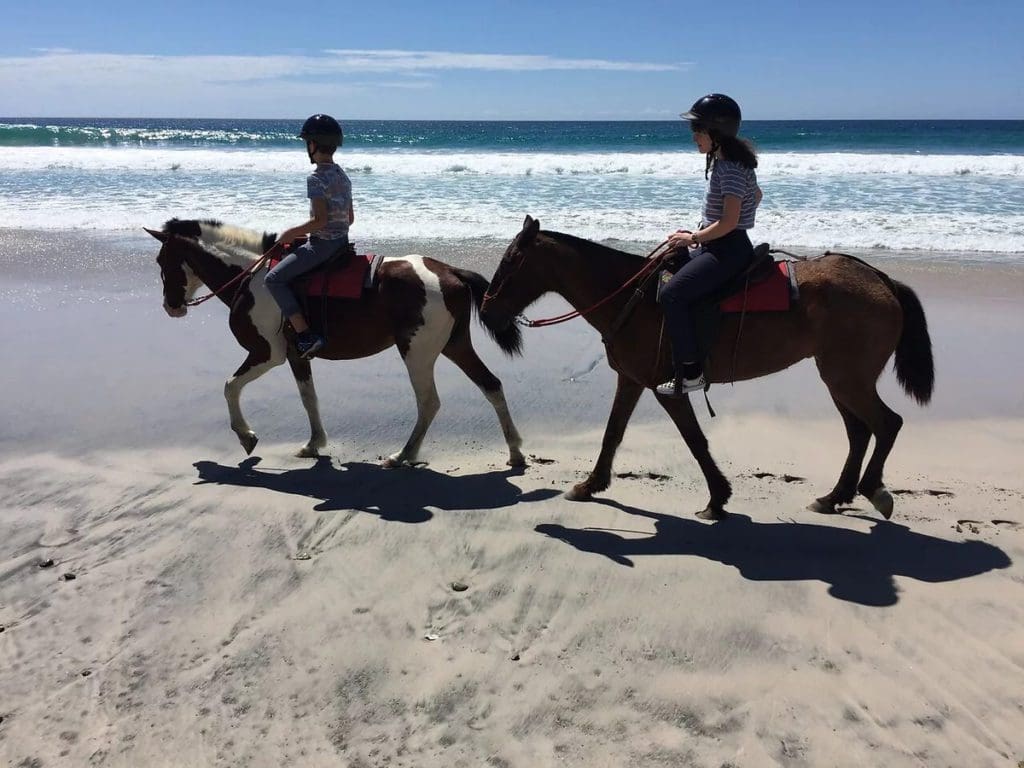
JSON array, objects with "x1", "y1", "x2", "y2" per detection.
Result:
[
  {"x1": 184, "y1": 242, "x2": 281, "y2": 307},
  {"x1": 511, "y1": 239, "x2": 673, "y2": 328}
]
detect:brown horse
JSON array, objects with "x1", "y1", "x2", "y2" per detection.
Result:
[
  {"x1": 145, "y1": 219, "x2": 525, "y2": 467},
  {"x1": 480, "y1": 216, "x2": 935, "y2": 520}
]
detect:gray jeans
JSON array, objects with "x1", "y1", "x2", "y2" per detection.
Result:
[{"x1": 264, "y1": 236, "x2": 348, "y2": 319}]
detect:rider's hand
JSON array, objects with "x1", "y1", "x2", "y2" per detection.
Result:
[{"x1": 668, "y1": 230, "x2": 696, "y2": 249}]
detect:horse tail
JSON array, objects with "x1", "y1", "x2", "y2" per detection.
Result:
[
  {"x1": 892, "y1": 279, "x2": 934, "y2": 405},
  {"x1": 827, "y1": 252, "x2": 935, "y2": 406},
  {"x1": 451, "y1": 267, "x2": 524, "y2": 357}
]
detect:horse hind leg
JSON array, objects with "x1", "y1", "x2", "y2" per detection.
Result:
[
  {"x1": 809, "y1": 395, "x2": 872, "y2": 515},
  {"x1": 383, "y1": 336, "x2": 444, "y2": 468},
  {"x1": 225, "y1": 350, "x2": 284, "y2": 455},
  {"x1": 817, "y1": 361, "x2": 904, "y2": 519},
  {"x1": 441, "y1": 331, "x2": 525, "y2": 467},
  {"x1": 854, "y1": 392, "x2": 903, "y2": 518},
  {"x1": 286, "y1": 350, "x2": 328, "y2": 458}
]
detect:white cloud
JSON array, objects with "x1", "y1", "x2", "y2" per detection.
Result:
[
  {"x1": 0, "y1": 48, "x2": 684, "y2": 89},
  {"x1": 321, "y1": 49, "x2": 685, "y2": 73},
  {"x1": 0, "y1": 48, "x2": 686, "y2": 117}
]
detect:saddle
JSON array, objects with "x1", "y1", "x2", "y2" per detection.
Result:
[
  {"x1": 656, "y1": 243, "x2": 800, "y2": 364},
  {"x1": 269, "y1": 239, "x2": 384, "y2": 300}
]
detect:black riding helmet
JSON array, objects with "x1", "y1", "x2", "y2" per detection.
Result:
[
  {"x1": 299, "y1": 113, "x2": 343, "y2": 162},
  {"x1": 681, "y1": 94, "x2": 741, "y2": 138}
]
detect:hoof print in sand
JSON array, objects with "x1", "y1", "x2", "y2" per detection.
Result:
[
  {"x1": 893, "y1": 488, "x2": 954, "y2": 497},
  {"x1": 751, "y1": 471, "x2": 805, "y2": 483},
  {"x1": 957, "y1": 518, "x2": 1022, "y2": 535},
  {"x1": 615, "y1": 471, "x2": 671, "y2": 481}
]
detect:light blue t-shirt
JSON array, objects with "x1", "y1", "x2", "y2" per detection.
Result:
[
  {"x1": 701, "y1": 159, "x2": 759, "y2": 230},
  {"x1": 307, "y1": 162, "x2": 352, "y2": 240}
]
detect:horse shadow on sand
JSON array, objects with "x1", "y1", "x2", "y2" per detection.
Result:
[
  {"x1": 536, "y1": 500, "x2": 1013, "y2": 607},
  {"x1": 193, "y1": 456, "x2": 559, "y2": 524}
]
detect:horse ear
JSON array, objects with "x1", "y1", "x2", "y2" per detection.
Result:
[
  {"x1": 522, "y1": 215, "x2": 540, "y2": 242},
  {"x1": 144, "y1": 227, "x2": 170, "y2": 242}
]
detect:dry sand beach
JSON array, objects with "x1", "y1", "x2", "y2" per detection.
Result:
[{"x1": 2, "y1": 230, "x2": 1023, "y2": 767}]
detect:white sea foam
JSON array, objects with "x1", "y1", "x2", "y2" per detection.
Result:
[
  {"x1": 2, "y1": 145, "x2": 1022, "y2": 256},
  {"x1": 2, "y1": 146, "x2": 1023, "y2": 178},
  {"x1": 3, "y1": 192, "x2": 1021, "y2": 256}
]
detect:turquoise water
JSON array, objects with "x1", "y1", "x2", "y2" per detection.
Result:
[{"x1": 1, "y1": 118, "x2": 1022, "y2": 256}]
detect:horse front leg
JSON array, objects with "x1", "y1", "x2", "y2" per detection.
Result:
[
  {"x1": 224, "y1": 350, "x2": 284, "y2": 455},
  {"x1": 286, "y1": 349, "x2": 328, "y2": 458},
  {"x1": 654, "y1": 393, "x2": 731, "y2": 519},
  {"x1": 566, "y1": 374, "x2": 644, "y2": 501}
]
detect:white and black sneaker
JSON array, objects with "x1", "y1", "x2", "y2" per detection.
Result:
[{"x1": 655, "y1": 373, "x2": 706, "y2": 398}]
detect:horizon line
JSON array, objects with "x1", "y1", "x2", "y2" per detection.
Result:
[{"x1": 3, "y1": 116, "x2": 1024, "y2": 122}]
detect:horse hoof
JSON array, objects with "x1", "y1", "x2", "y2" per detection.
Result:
[
  {"x1": 564, "y1": 484, "x2": 592, "y2": 501},
  {"x1": 295, "y1": 445, "x2": 320, "y2": 458},
  {"x1": 240, "y1": 433, "x2": 259, "y2": 455},
  {"x1": 870, "y1": 487, "x2": 894, "y2": 519},
  {"x1": 380, "y1": 457, "x2": 404, "y2": 469},
  {"x1": 507, "y1": 451, "x2": 527, "y2": 468},
  {"x1": 808, "y1": 497, "x2": 839, "y2": 515},
  {"x1": 696, "y1": 506, "x2": 726, "y2": 521}
]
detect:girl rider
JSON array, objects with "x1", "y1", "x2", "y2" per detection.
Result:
[{"x1": 656, "y1": 94, "x2": 762, "y2": 397}]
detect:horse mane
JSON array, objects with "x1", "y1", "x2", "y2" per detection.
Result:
[
  {"x1": 163, "y1": 218, "x2": 277, "y2": 263},
  {"x1": 541, "y1": 230, "x2": 647, "y2": 266}
]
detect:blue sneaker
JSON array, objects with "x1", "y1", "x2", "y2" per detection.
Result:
[{"x1": 296, "y1": 332, "x2": 324, "y2": 359}]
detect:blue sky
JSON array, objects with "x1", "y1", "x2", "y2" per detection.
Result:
[{"x1": 1, "y1": 0, "x2": 1022, "y2": 119}]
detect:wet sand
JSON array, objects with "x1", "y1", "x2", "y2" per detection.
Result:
[{"x1": 1, "y1": 229, "x2": 1023, "y2": 767}]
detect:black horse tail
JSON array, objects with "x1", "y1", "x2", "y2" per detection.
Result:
[
  {"x1": 892, "y1": 280, "x2": 934, "y2": 405},
  {"x1": 451, "y1": 267, "x2": 523, "y2": 357}
]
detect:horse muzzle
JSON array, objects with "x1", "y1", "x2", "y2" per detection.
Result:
[{"x1": 164, "y1": 303, "x2": 188, "y2": 318}]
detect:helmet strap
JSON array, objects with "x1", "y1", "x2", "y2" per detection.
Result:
[{"x1": 307, "y1": 140, "x2": 317, "y2": 164}]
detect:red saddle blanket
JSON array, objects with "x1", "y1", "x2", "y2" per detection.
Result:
[
  {"x1": 267, "y1": 253, "x2": 376, "y2": 299},
  {"x1": 720, "y1": 261, "x2": 793, "y2": 313}
]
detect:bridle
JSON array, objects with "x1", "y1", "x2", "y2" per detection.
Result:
[
  {"x1": 483, "y1": 238, "x2": 673, "y2": 328},
  {"x1": 161, "y1": 238, "x2": 281, "y2": 309}
]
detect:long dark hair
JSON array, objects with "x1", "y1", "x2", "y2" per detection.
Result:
[{"x1": 705, "y1": 134, "x2": 758, "y2": 177}]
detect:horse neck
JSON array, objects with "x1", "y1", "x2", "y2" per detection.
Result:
[
  {"x1": 182, "y1": 240, "x2": 251, "y2": 295},
  {"x1": 541, "y1": 234, "x2": 648, "y2": 331}
]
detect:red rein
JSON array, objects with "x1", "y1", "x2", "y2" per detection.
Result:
[
  {"x1": 185, "y1": 243, "x2": 281, "y2": 307},
  {"x1": 513, "y1": 239, "x2": 672, "y2": 328}
]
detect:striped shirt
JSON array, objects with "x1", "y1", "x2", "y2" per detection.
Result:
[
  {"x1": 307, "y1": 162, "x2": 352, "y2": 241},
  {"x1": 701, "y1": 159, "x2": 759, "y2": 230}
]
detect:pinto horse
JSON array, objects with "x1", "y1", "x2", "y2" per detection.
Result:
[
  {"x1": 145, "y1": 219, "x2": 525, "y2": 467},
  {"x1": 480, "y1": 216, "x2": 935, "y2": 520}
]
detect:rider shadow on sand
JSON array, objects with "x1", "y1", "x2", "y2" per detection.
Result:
[
  {"x1": 193, "y1": 456, "x2": 560, "y2": 524},
  {"x1": 536, "y1": 501, "x2": 1012, "y2": 607}
]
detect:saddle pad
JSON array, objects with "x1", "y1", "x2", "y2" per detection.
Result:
[
  {"x1": 268, "y1": 253, "x2": 378, "y2": 299},
  {"x1": 720, "y1": 261, "x2": 794, "y2": 313}
]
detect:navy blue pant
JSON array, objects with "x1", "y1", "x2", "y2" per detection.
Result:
[
  {"x1": 659, "y1": 229, "x2": 753, "y2": 371},
  {"x1": 265, "y1": 236, "x2": 348, "y2": 318}
]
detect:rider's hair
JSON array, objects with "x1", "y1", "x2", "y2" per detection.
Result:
[{"x1": 706, "y1": 134, "x2": 758, "y2": 177}]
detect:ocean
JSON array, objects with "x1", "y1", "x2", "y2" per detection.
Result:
[{"x1": 1, "y1": 118, "x2": 1023, "y2": 258}]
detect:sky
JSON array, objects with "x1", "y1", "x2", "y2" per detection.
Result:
[{"x1": 1, "y1": 0, "x2": 1022, "y2": 120}]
